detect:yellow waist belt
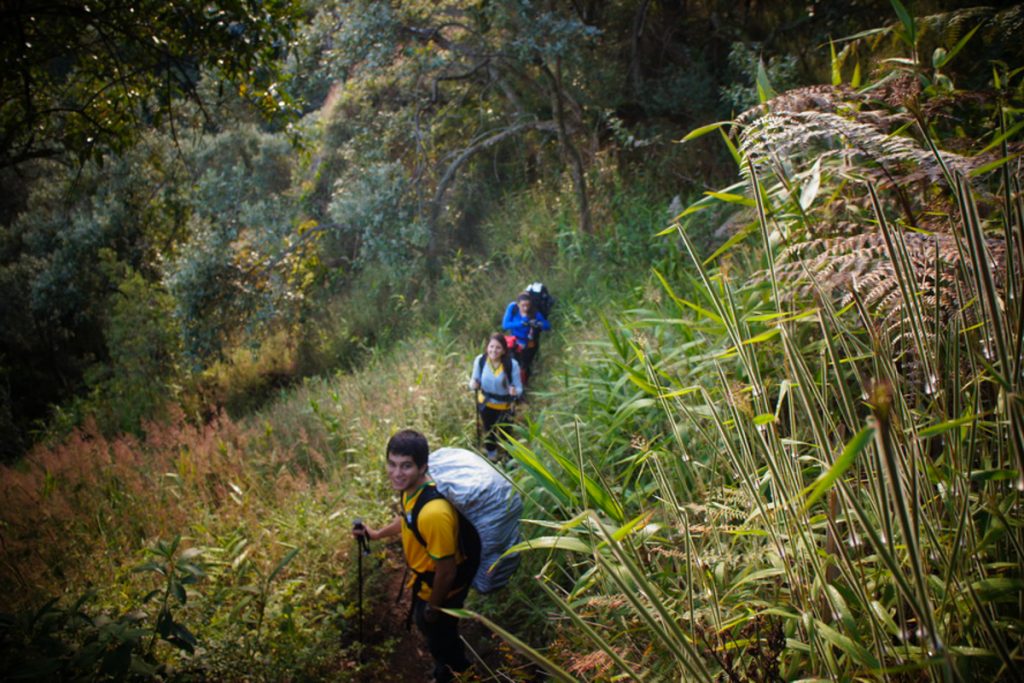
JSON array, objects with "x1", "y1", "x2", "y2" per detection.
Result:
[{"x1": 478, "y1": 391, "x2": 512, "y2": 411}]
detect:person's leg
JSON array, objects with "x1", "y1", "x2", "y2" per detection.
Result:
[
  {"x1": 491, "y1": 410, "x2": 512, "y2": 456},
  {"x1": 520, "y1": 344, "x2": 537, "y2": 383},
  {"x1": 480, "y1": 406, "x2": 501, "y2": 460},
  {"x1": 414, "y1": 594, "x2": 470, "y2": 683}
]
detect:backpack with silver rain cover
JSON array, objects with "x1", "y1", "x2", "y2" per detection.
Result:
[{"x1": 427, "y1": 447, "x2": 522, "y2": 593}]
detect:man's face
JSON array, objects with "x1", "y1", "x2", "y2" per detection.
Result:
[
  {"x1": 386, "y1": 452, "x2": 426, "y2": 494},
  {"x1": 517, "y1": 299, "x2": 531, "y2": 317}
]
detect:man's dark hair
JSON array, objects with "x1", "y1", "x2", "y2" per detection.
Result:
[{"x1": 386, "y1": 429, "x2": 430, "y2": 467}]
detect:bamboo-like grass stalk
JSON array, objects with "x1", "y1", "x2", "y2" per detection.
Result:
[
  {"x1": 448, "y1": 607, "x2": 578, "y2": 682},
  {"x1": 633, "y1": 341, "x2": 704, "y2": 506},
  {"x1": 869, "y1": 378, "x2": 950, "y2": 677},
  {"x1": 507, "y1": 49, "x2": 1022, "y2": 679},
  {"x1": 590, "y1": 513, "x2": 715, "y2": 682},
  {"x1": 954, "y1": 173, "x2": 1024, "y2": 482},
  {"x1": 746, "y1": 162, "x2": 876, "y2": 643},
  {"x1": 537, "y1": 578, "x2": 648, "y2": 681}
]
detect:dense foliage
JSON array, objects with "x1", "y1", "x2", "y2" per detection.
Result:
[
  {"x1": 4, "y1": 0, "x2": 955, "y2": 459},
  {"x1": 498, "y1": 5, "x2": 1024, "y2": 680},
  {"x1": 0, "y1": 0, "x2": 301, "y2": 168},
  {"x1": 1, "y1": 1, "x2": 1022, "y2": 681}
]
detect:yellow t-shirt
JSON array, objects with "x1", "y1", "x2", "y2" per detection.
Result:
[{"x1": 401, "y1": 483, "x2": 464, "y2": 600}]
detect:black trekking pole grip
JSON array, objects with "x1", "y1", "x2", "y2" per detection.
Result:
[{"x1": 353, "y1": 517, "x2": 370, "y2": 554}]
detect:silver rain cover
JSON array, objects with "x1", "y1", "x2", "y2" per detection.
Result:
[{"x1": 428, "y1": 447, "x2": 522, "y2": 593}]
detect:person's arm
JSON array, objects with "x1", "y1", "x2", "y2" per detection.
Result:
[
  {"x1": 419, "y1": 501, "x2": 461, "y2": 621},
  {"x1": 469, "y1": 354, "x2": 482, "y2": 390},
  {"x1": 501, "y1": 302, "x2": 516, "y2": 331},
  {"x1": 425, "y1": 556, "x2": 458, "y2": 621},
  {"x1": 356, "y1": 515, "x2": 401, "y2": 541},
  {"x1": 534, "y1": 310, "x2": 551, "y2": 331},
  {"x1": 510, "y1": 359, "x2": 523, "y2": 396}
]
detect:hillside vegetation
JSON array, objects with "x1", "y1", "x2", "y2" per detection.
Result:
[{"x1": 2, "y1": 1, "x2": 1023, "y2": 681}]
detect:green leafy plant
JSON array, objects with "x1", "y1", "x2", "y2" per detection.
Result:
[
  {"x1": 720, "y1": 41, "x2": 799, "y2": 113},
  {"x1": 133, "y1": 536, "x2": 204, "y2": 657},
  {"x1": 0, "y1": 535, "x2": 206, "y2": 681},
  {"x1": 0, "y1": 593, "x2": 158, "y2": 680},
  {"x1": 227, "y1": 545, "x2": 301, "y2": 659}
]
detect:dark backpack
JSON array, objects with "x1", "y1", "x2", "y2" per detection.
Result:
[{"x1": 525, "y1": 281, "x2": 553, "y2": 318}]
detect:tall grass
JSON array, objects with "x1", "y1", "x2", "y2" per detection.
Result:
[
  {"x1": 1, "y1": 162, "x2": 675, "y2": 677},
  {"x1": 0, "y1": 405, "x2": 367, "y2": 677},
  {"x1": 0, "y1": 330, "x2": 490, "y2": 678},
  {"x1": 496, "y1": 40, "x2": 1023, "y2": 683}
]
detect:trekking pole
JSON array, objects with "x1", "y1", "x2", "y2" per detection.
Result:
[
  {"x1": 473, "y1": 389, "x2": 483, "y2": 449},
  {"x1": 395, "y1": 565, "x2": 409, "y2": 605},
  {"x1": 352, "y1": 518, "x2": 370, "y2": 647}
]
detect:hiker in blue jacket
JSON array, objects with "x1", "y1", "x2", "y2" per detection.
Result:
[
  {"x1": 502, "y1": 292, "x2": 550, "y2": 383},
  {"x1": 469, "y1": 333, "x2": 522, "y2": 461}
]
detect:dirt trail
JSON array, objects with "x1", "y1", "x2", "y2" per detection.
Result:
[
  {"x1": 339, "y1": 544, "x2": 425, "y2": 682},
  {"x1": 343, "y1": 544, "x2": 538, "y2": 682},
  {"x1": 340, "y1": 361, "x2": 555, "y2": 681}
]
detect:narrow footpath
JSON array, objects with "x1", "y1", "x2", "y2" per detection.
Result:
[{"x1": 344, "y1": 544, "x2": 538, "y2": 682}]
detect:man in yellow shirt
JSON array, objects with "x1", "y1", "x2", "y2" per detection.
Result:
[{"x1": 355, "y1": 430, "x2": 473, "y2": 683}]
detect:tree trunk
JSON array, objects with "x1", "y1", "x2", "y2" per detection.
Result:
[
  {"x1": 629, "y1": 0, "x2": 653, "y2": 99},
  {"x1": 424, "y1": 119, "x2": 560, "y2": 273},
  {"x1": 543, "y1": 57, "x2": 593, "y2": 235}
]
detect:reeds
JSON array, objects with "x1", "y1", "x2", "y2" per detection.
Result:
[{"x1": 499, "y1": 68, "x2": 1023, "y2": 682}]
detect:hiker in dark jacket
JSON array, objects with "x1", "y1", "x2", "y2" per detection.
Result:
[
  {"x1": 469, "y1": 333, "x2": 522, "y2": 461},
  {"x1": 501, "y1": 292, "x2": 550, "y2": 382},
  {"x1": 353, "y1": 430, "x2": 473, "y2": 683}
]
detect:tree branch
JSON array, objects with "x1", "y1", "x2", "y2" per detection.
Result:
[
  {"x1": 432, "y1": 59, "x2": 491, "y2": 102},
  {"x1": 429, "y1": 119, "x2": 558, "y2": 229}
]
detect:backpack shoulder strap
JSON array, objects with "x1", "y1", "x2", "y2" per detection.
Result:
[
  {"x1": 407, "y1": 483, "x2": 441, "y2": 549},
  {"x1": 478, "y1": 354, "x2": 513, "y2": 399},
  {"x1": 406, "y1": 483, "x2": 481, "y2": 598}
]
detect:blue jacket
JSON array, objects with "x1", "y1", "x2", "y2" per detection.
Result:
[{"x1": 502, "y1": 302, "x2": 550, "y2": 347}]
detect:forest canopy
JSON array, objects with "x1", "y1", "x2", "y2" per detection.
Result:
[
  {"x1": 0, "y1": 0, "x2": 301, "y2": 168},
  {"x1": 1, "y1": 1, "x2": 1021, "y2": 456}
]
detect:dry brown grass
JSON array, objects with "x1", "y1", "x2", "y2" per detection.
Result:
[
  {"x1": 0, "y1": 406, "x2": 314, "y2": 609},
  {"x1": 0, "y1": 330, "x2": 479, "y2": 612}
]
